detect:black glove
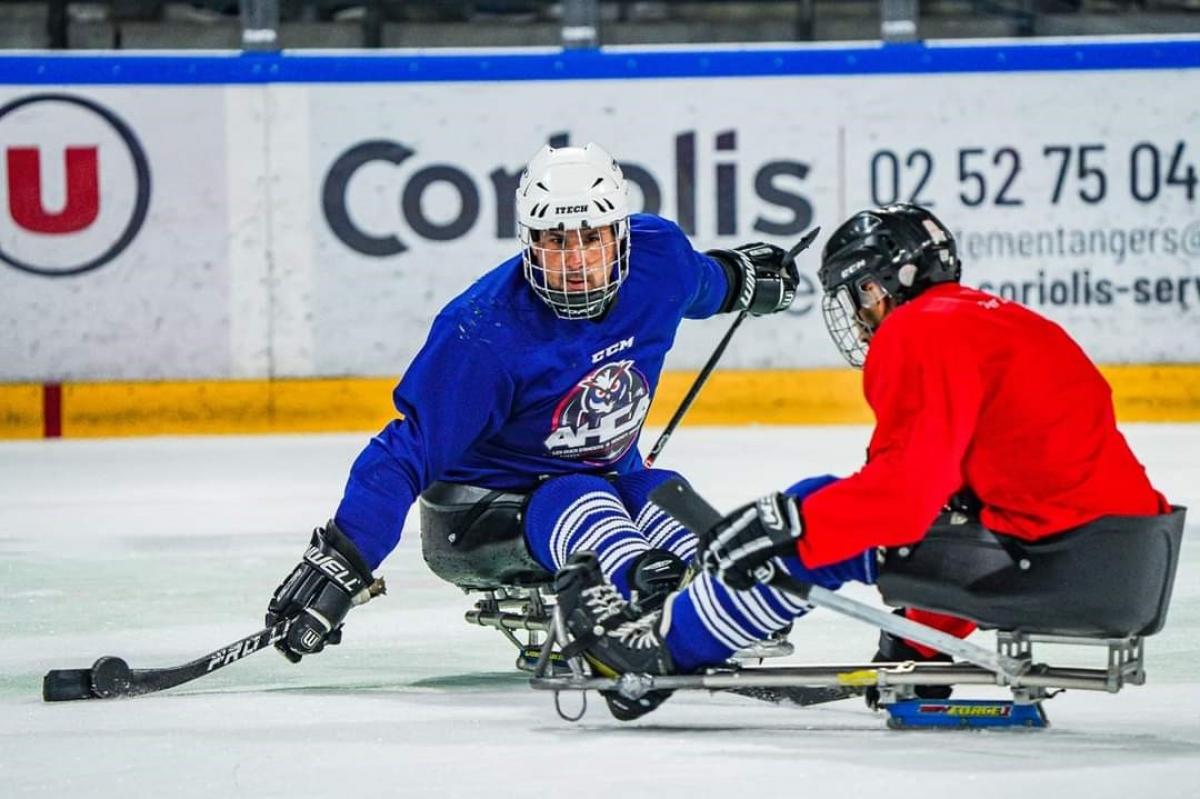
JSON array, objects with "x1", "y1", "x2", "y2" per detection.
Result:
[
  {"x1": 864, "y1": 609, "x2": 954, "y2": 710},
  {"x1": 700, "y1": 493, "x2": 803, "y2": 591},
  {"x1": 708, "y1": 242, "x2": 800, "y2": 316},
  {"x1": 265, "y1": 521, "x2": 380, "y2": 663}
]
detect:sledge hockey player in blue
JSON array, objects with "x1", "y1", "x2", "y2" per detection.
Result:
[{"x1": 263, "y1": 142, "x2": 802, "y2": 707}]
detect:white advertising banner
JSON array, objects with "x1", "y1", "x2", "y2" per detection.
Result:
[
  {"x1": 298, "y1": 68, "x2": 1200, "y2": 375},
  {"x1": 1, "y1": 46, "x2": 1197, "y2": 382},
  {"x1": 0, "y1": 86, "x2": 238, "y2": 380}
]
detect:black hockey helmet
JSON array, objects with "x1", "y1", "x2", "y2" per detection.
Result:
[{"x1": 817, "y1": 204, "x2": 960, "y2": 367}]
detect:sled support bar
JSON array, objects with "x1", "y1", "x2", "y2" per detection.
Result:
[
  {"x1": 466, "y1": 608, "x2": 552, "y2": 633},
  {"x1": 531, "y1": 659, "x2": 1130, "y2": 697}
]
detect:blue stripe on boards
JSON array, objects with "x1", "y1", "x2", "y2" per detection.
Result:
[{"x1": 1, "y1": 39, "x2": 1198, "y2": 85}]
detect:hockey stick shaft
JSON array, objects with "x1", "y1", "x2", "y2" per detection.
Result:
[
  {"x1": 644, "y1": 309, "x2": 746, "y2": 468},
  {"x1": 148, "y1": 620, "x2": 292, "y2": 691},
  {"x1": 801, "y1": 584, "x2": 1025, "y2": 679},
  {"x1": 643, "y1": 226, "x2": 821, "y2": 469},
  {"x1": 649, "y1": 479, "x2": 1027, "y2": 680}
]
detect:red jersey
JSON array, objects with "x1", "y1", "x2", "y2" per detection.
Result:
[{"x1": 798, "y1": 283, "x2": 1167, "y2": 569}]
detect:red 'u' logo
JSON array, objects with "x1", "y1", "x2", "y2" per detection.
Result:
[{"x1": 6, "y1": 146, "x2": 100, "y2": 234}]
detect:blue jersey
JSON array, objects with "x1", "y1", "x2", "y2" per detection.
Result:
[{"x1": 335, "y1": 214, "x2": 732, "y2": 568}]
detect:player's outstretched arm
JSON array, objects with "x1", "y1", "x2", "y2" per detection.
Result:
[{"x1": 264, "y1": 521, "x2": 383, "y2": 663}]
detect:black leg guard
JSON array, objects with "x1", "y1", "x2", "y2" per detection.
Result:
[{"x1": 625, "y1": 549, "x2": 689, "y2": 613}]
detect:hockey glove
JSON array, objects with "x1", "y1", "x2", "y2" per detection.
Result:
[
  {"x1": 863, "y1": 609, "x2": 954, "y2": 710},
  {"x1": 707, "y1": 242, "x2": 800, "y2": 316},
  {"x1": 265, "y1": 521, "x2": 382, "y2": 663},
  {"x1": 701, "y1": 493, "x2": 803, "y2": 591}
]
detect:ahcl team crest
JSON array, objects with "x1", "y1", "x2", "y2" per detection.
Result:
[{"x1": 544, "y1": 359, "x2": 650, "y2": 465}]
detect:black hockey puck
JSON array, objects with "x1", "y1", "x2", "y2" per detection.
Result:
[
  {"x1": 90, "y1": 656, "x2": 134, "y2": 699},
  {"x1": 42, "y1": 668, "x2": 95, "y2": 702}
]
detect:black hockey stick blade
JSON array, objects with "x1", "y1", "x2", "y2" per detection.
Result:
[
  {"x1": 42, "y1": 667, "x2": 95, "y2": 702},
  {"x1": 649, "y1": 478, "x2": 723, "y2": 534},
  {"x1": 42, "y1": 620, "x2": 290, "y2": 702},
  {"x1": 727, "y1": 684, "x2": 860, "y2": 708}
]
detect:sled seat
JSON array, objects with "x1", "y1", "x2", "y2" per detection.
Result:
[
  {"x1": 877, "y1": 507, "x2": 1186, "y2": 638},
  {"x1": 419, "y1": 481, "x2": 552, "y2": 591}
]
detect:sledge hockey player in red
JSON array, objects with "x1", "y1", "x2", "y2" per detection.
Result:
[{"x1": 553, "y1": 203, "x2": 1175, "y2": 719}]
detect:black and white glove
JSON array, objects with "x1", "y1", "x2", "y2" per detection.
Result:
[
  {"x1": 863, "y1": 609, "x2": 954, "y2": 710},
  {"x1": 708, "y1": 242, "x2": 800, "y2": 316},
  {"x1": 700, "y1": 493, "x2": 803, "y2": 591},
  {"x1": 265, "y1": 521, "x2": 382, "y2": 663}
]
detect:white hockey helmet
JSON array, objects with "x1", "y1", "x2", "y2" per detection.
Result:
[{"x1": 517, "y1": 143, "x2": 631, "y2": 319}]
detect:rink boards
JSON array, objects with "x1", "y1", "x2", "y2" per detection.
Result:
[{"x1": 1, "y1": 363, "x2": 1198, "y2": 437}]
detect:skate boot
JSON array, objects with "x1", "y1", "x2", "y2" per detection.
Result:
[
  {"x1": 554, "y1": 552, "x2": 675, "y2": 720},
  {"x1": 626, "y1": 549, "x2": 691, "y2": 613}
]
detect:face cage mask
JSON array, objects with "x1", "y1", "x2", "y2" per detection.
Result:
[
  {"x1": 520, "y1": 221, "x2": 630, "y2": 320},
  {"x1": 821, "y1": 282, "x2": 886, "y2": 368}
]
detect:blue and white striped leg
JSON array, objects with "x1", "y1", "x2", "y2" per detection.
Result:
[
  {"x1": 662, "y1": 567, "x2": 812, "y2": 671},
  {"x1": 613, "y1": 469, "x2": 699, "y2": 562},
  {"x1": 662, "y1": 548, "x2": 877, "y2": 672},
  {"x1": 524, "y1": 474, "x2": 649, "y2": 598}
]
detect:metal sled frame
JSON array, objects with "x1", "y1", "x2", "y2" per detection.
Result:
[
  {"x1": 464, "y1": 585, "x2": 795, "y2": 671},
  {"x1": 464, "y1": 586, "x2": 555, "y2": 672},
  {"x1": 519, "y1": 483, "x2": 1178, "y2": 727},
  {"x1": 528, "y1": 608, "x2": 1151, "y2": 728}
]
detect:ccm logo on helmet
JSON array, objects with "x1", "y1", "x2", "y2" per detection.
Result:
[{"x1": 840, "y1": 259, "x2": 867, "y2": 280}]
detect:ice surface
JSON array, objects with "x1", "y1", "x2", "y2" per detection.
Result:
[{"x1": 1, "y1": 426, "x2": 1197, "y2": 798}]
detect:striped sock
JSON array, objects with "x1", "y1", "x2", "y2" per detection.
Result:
[
  {"x1": 525, "y1": 475, "x2": 649, "y2": 597},
  {"x1": 663, "y1": 566, "x2": 811, "y2": 672},
  {"x1": 662, "y1": 549, "x2": 876, "y2": 672},
  {"x1": 635, "y1": 500, "x2": 698, "y2": 562},
  {"x1": 612, "y1": 468, "x2": 699, "y2": 562}
]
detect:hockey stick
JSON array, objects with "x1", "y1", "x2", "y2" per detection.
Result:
[
  {"x1": 43, "y1": 576, "x2": 389, "y2": 702},
  {"x1": 727, "y1": 684, "x2": 860, "y2": 707},
  {"x1": 648, "y1": 479, "x2": 1029, "y2": 681},
  {"x1": 644, "y1": 227, "x2": 821, "y2": 468},
  {"x1": 43, "y1": 619, "x2": 291, "y2": 702}
]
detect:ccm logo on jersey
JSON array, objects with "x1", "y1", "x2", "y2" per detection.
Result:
[{"x1": 592, "y1": 337, "x2": 634, "y2": 363}]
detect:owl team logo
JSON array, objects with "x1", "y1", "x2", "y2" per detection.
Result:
[{"x1": 544, "y1": 359, "x2": 651, "y2": 465}]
